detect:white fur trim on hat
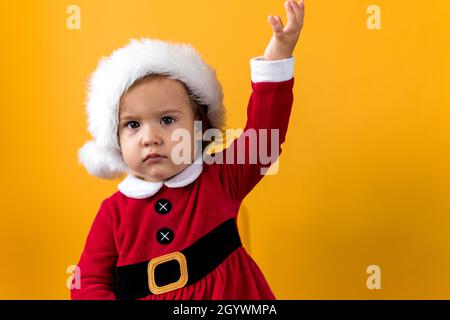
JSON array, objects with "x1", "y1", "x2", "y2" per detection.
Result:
[
  {"x1": 78, "y1": 140, "x2": 129, "y2": 179},
  {"x1": 78, "y1": 38, "x2": 225, "y2": 179}
]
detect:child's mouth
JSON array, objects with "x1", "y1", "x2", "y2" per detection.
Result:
[{"x1": 144, "y1": 155, "x2": 165, "y2": 163}]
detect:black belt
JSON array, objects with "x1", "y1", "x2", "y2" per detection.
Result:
[{"x1": 115, "y1": 218, "x2": 242, "y2": 299}]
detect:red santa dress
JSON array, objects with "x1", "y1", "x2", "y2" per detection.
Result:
[{"x1": 71, "y1": 56, "x2": 295, "y2": 300}]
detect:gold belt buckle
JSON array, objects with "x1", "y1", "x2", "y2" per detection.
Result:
[{"x1": 147, "y1": 251, "x2": 188, "y2": 294}]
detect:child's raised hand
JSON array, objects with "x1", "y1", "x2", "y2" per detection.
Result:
[{"x1": 264, "y1": 0, "x2": 305, "y2": 61}]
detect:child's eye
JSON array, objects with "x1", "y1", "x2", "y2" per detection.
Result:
[
  {"x1": 161, "y1": 116, "x2": 175, "y2": 126},
  {"x1": 126, "y1": 121, "x2": 140, "y2": 129}
]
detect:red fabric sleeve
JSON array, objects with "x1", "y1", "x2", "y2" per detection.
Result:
[
  {"x1": 71, "y1": 199, "x2": 118, "y2": 300},
  {"x1": 210, "y1": 78, "x2": 295, "y2": 202}
]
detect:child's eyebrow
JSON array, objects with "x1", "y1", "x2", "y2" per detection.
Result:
[
  {"x1": 155, "y1": 109, "x2": 183, "y2": 116},
  {"x1": 119, "y1": 109, "x2": 183, "y2": 121},
  {"x1": 119, "y1": 114, "x2": 139, "y2": 122}
]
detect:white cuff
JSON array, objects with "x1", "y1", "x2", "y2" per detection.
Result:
[{"x1": 250, "y1": 56, "x2": 294, "y2": 83}]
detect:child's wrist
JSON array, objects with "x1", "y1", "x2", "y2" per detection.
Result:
[
  {"x1": 263, "y1": 50, "x2": 293, "y2": 61},
  {"x1": 263, "y1": 42, "x2": 294, "y2": 61},
  {"x1": 264, "y1": 53, "x2": 292, "y2": 61}
]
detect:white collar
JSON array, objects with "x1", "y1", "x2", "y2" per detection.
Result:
[{"x1": 118, "y1": 154, "x2": 203, "y2": 199}]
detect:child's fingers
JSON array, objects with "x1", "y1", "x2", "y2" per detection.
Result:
[
  {"x1": 290, "y1": 0, "x2": 305, "y2": 24},
  {"x1": 268, "y1": 15, "x2": 284, "y2": 34},
  {"x1": 284, "y1": 0, "x2": 298, "y2": 31},
  {"x1": 274, "y1": 15, "x2": 284, "y2": 28}
]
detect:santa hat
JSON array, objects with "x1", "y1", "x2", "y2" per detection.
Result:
[{"x1": 78, "y1": 38, "x2": 225, "y2": 179}]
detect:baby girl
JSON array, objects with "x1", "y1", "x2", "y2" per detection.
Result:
[{"x1": 72, "y1": 0, "x2": 305, "y2": 300}]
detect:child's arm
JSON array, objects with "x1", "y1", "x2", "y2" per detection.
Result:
[
  {"x1": 70, "y1": 199, "x2": 118, "y2": 300},
  {"x1": 208, "y1": 1, "x2": 305, "y2": 202}
]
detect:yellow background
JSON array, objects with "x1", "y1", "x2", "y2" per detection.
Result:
[{"x1": 0, "y1": 0, "x2": 449, "y2": 299}]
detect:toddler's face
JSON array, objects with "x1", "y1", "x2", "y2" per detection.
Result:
[{"x1": 118, "y1": 76, "x2": 198, "y2": 182}]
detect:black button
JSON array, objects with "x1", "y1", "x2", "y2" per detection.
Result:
[
  {"x1": 156, "y1": 228, "x2": 174, "y2": 245},
  {"x1": 154, "y1": 199, "x2": 172, "y2": 215}
]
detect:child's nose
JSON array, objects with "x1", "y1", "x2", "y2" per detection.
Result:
[{"x1": 141, "y1": 125, "x2": 163, "y2": 146}]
